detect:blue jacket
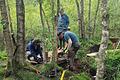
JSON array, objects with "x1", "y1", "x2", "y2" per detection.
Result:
[
  {"x1": 64, "y1": 31, "x2": 79, "y2": 46},
  {"x1": 26, "y1": 41, "x2": 42, "y2": 56},
  {"x1": 57, "y1": 13, "x2": 69, "y2": 31}
]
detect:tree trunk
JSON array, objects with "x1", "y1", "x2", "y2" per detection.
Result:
[
  {"x1": 39, "y1": 0, "x2": 45, "y2": 38},
  {"x1": 57, "y1": 0, "x2": 60, "y2": 16},
  {"x1": 80, "y1": 0, "x2": 85, "y2": 39},
  {"x1": 75, "y1": 0, "x2": 81, "y2": 38},
  {"x1": 16, "y1": 0, "x2": 25, "y2": 67},
  {"x1": 92, "y1": 0, "x2": 100, "y2": 38},
  {"x1": 51, "y1": 0, "x2": 57, "y2": 62},
  {"x1": 95, "y1": 0, "x2": 109, "y2": 80},
  {"x1": 6, "y1": 0, "x2": 13, "y2": 33},
  {"x1": 38, "y1": 0, "x2": 46, "y2": 62},
  {"x1": 42, "y1": 7, "x2": 51, "y2": 33},
  {"x1": 88, "y1": 0, "x2": 92, "y2": 39},
  {"x1": 0, "y1": 0, "x2": 14, "y2": 77}
]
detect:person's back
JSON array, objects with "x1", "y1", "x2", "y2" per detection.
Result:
[
  {"x1": 57, "y1": 31, "x2": 80, "y2": 70},
  {"x1": 64, "y1": 31, "x2": 79, "y2": 45}
]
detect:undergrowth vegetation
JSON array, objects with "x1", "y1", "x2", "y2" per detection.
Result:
[{"x1": 0, "y1": 0, "x2": 120, "y2": 79}]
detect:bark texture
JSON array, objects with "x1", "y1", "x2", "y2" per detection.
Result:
[{"x1": 95, "y1": 0, "x2": 109, "y2": 80}]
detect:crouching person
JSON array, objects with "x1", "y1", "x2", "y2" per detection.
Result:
[
  {"x1": 57, "y1": 31, "x2": 80, "y2": 70},
  {"x1": 26, "y1": 39, "x2": 43, "y2": 64}
]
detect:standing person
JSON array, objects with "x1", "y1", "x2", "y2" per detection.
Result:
[
  {"x1": 57, "y1": 8, "x2": 69, "y2": 49},
  {"x1": 57, "y1": 31, "x2": 80, "y2": 70},
  {"x1": 26, "y1": 39, "x2": 43, "y2": 64},
  {"x1": 57, "y1": 8, "x2": 69, "y2": 31}
]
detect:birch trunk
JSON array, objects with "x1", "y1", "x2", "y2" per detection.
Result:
[{"x1": 95, "y1": 0, "x2": 109, "y2": 79}]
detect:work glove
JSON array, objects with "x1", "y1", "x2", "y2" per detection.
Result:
[{"x1": 63, "y1": 48, "x2": 68, "y2": 53}]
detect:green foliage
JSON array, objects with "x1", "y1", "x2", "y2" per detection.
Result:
[
  {"x1": 0, "y1": 66, "x2": 4, "y2": 80},
  {"x1": 17, "y1": 70, "x2": 40, "y2": 80},
  {"x1": 77, "y1": 38, "x2": 100, "y2": 60},
  {"x1": 0, "y1": 51, "x2": 7, "y2": 61},
  {"x1": 69, "y1": 72, "x2": 90, "y2": 80},
  {"x1": 0, "y1": 51, "x2": 7, "y2": 80},
  {"x1": 40, "y1": 62, "x2": 63, "y2": 75},
  {"x1": 105, "y1": 50, "x2": 120, "y2": 80},
  {"x1": 0, "y1": 0, "x2": 120, "y2": 79}
]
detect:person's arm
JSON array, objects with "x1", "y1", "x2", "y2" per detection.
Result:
[
  {"x1": 63, "y1": 33, "x2": 72, "y2": 53},
  {"x1": 29, "y1": 44, "x2": 35, "y2": 54},
  {"x1": 36, "y1": 46, "x2": 43, "y2": 59},
  {"x1": 64, "y1": 42, "x2": 68, "y2": 50},
  {"x1": 67, "y1": 38, "x2": 72, "y2": 49},
  {"x1": 63, "y1": 39, "x2": 72, "y2": 53},
  {"x1": 60, "y1": 39, "x2": 63, "y2": 49},
  {"x1": 65, "y1": 14, "x2": 69, "y2": 27}
]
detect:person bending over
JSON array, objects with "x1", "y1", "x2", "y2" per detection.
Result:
[{"x1": 57, "y1": 31, "x2": 80, "y2": 70}]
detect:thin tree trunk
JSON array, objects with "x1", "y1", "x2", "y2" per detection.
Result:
[
  {"x1": 6, "y1": 0, "x2": 13, "y2": 33},
  {"x1": 75, "y1": 0, "x2": 81, "y2": 38},
  {"x1": 39, "y1": 0, "x2": 45, "y2": 38},
  {"x1": 80, "y1": 0, "x2": 85, "y2": 39},
  {"x1": 92, "y1": 0, "x2": 100, "y2": 38},
  {"x1": 95, "y1": 0, "x2": 109, "y2": 80},
  {"x1": 57, "y1": 0, "x2": 60, "y2": 16},
  {"x1": 51, "y1": 0, "x2": 57, "y2": 62},
  {"x1": 42, "y1": 7, "x2": 51, "y2": 33},
  {"x1": 88, "y1": 0, "x2": 92, "y2": 39},
  {"x1": 16, "y1": 0, "x2": 25, "y2": 66},
  {"x1": 0, "y1": 0, "x2": 14, "y2": 77},
  {"x1": 38, "y1": 0, "x2": 46, "y2": 62}
]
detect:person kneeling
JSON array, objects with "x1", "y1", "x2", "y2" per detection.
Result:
[{"x1": 26, "y1": 39, "x2": 43, "y2": 64}]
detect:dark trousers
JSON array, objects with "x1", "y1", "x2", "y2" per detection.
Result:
[{"x1": 67, "y1": 42, "x2": 80, "y2": 67}]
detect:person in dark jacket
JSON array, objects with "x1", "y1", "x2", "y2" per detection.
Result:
[
  {"x1": 26, "y1": 39, "x2": 43, "y2": 63},
  {"x1": 57, "y1": 8, "x2": 69, "y2": 32},
  {"x1": 57, "y1": 8, "x2": 70, "y2": 49},
  {"x1": 57, "y1": 31, "x2": 80, "y2": 70}
]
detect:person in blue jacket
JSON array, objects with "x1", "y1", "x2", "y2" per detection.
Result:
[
  {"x1": 57, "y1": 8, "x2": 69, "y2": 32},
  {"x1": 26, "y1": 39, "x2": 43, "y2": 63},
  {"x1": 57, "y1": 31, "x2": 80, "y2": 70},
  {"x1": 57, "y1": 8, "x2": 70, "y2": 49}
]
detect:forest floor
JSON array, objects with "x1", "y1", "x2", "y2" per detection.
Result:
[
  {"x1": 1, "y1": 48, "x2": 120, "y2": 80},
  {"x1": 0, "y1": 56, "x2": 94, "y2": 80}
]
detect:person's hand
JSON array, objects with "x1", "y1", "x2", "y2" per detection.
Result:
[
  {"x1": 57, "y1": 49, "x2": 63, "y2": 53},
  {"x1": 37, "y1": 54, "x2": 41, "y2": 58},
  {"x1": 64, "y1": 49, "x2": 68, "y2": 53},
  {"x1": 63, "y1": 47, "x2": 69, "y2": 54}
]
